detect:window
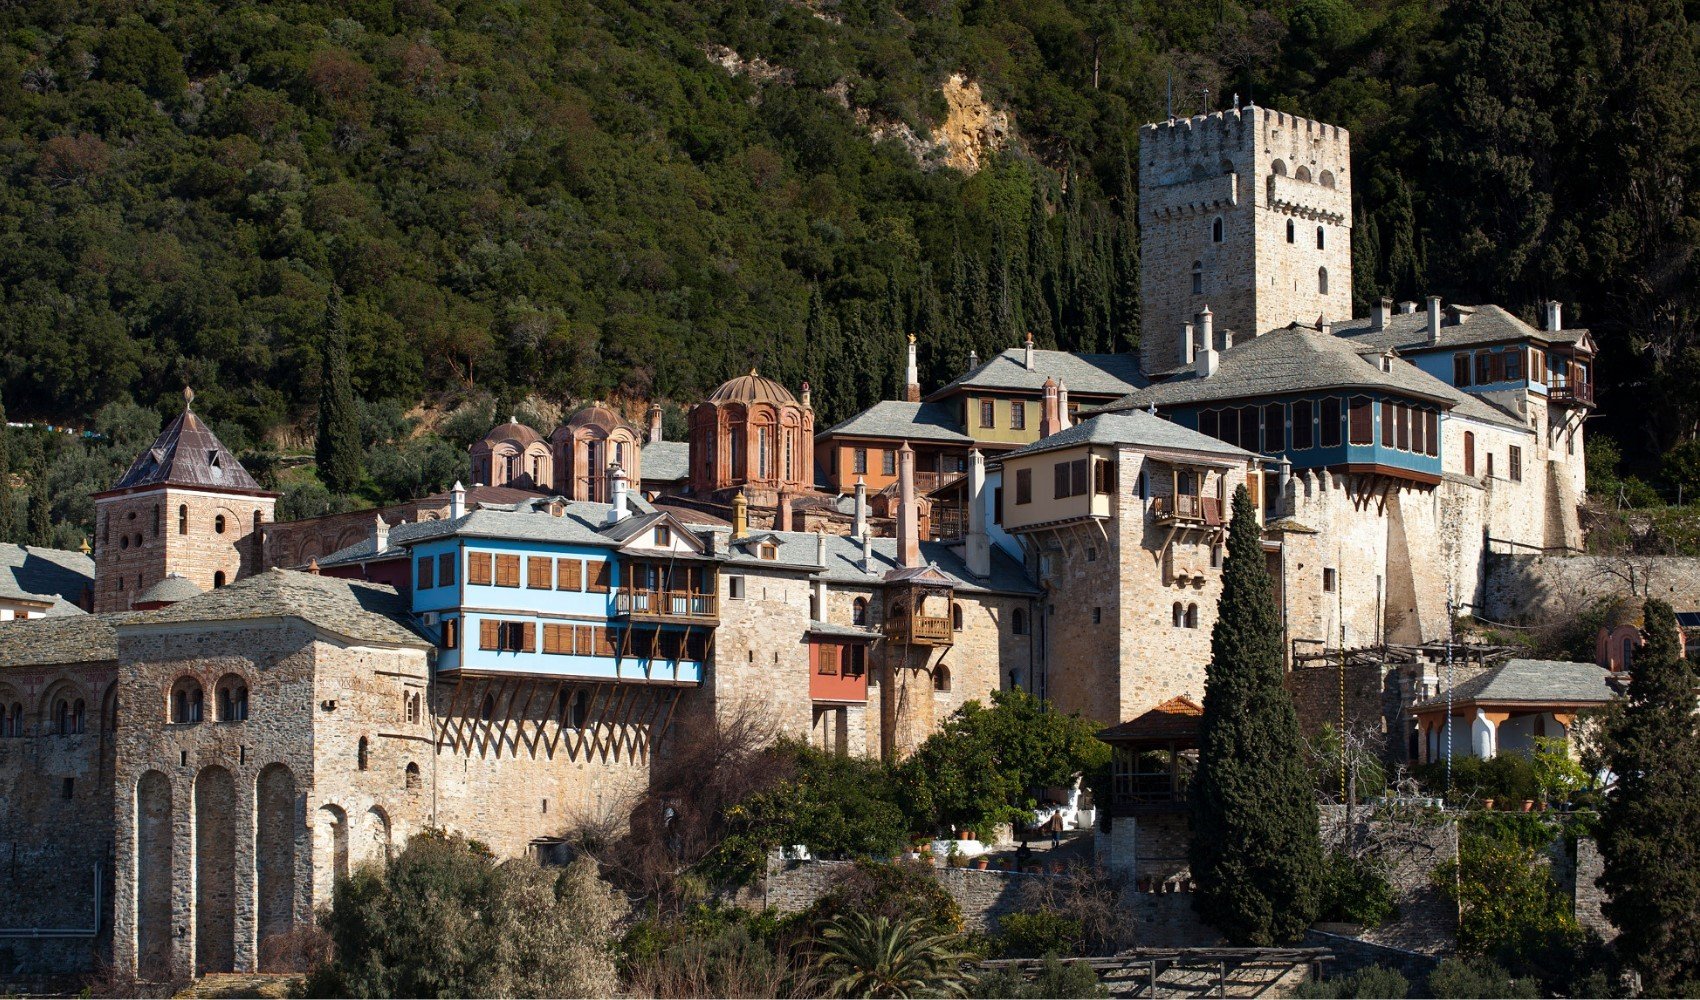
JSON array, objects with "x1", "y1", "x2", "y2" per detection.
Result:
[
  {"x1": 1507, "y1": 351, "x2": 1525, "y2": 381},
  {"x1": 1318, "y1": 267, "x2": 1328, "y2": 294},
  {"x1": 1412, "y1": 406, "x2": 1426, "y2": 455},
  {"x1": 480, "y1": 619, "x2": 534, "y2": 652},
  {"x1": 1396, "y1": 404, "x2": 1411, "y2": 451},
  {"x1": 952, "y1": 603, "x2": 964, "y2": 632},
  {"x1": 215, "y1": 514, "x2": 226, "y2": 534},
  {"x1": 882, "y1": 449, "x2": 896, "y2": 476},
  {"x1": 542, "y1": 623, "x2": 573, "y2": 654},
  {"x1": 406, "y1": 762, "x2": 421, "y2": 790},
  {"x1": 1015, "y1": 468, "x2": 1032, "y2": 504},
  {"x1": 1454, "y1": 354, "x2": 1472, "y2": 387},
  {"x1": 404, "y1": 691, "x2": 420, "y2": 724},
  {"x1": 758, "y1": 425, "x2": 771, "y2": 479},
  {"x1": 1173, "y1": 602, "x2": 1185, "y2": 628},
  {"x1": 495, "y1": 554, "x2": 521, "y2": 587},
  {"x1": 1464, "y1": 431, "x2": 1476, "y2": 477},
  {"x1": 980, "y1": 400, "x2": 996, "y2": 428},
  {"x1": 816, "y1": 644, "x2": 839, "y2": 674},
  {"x1": 728, "y1": 575, "x2": 746, "y2": 600},
  {"x1": 1324, "y1": 568, "x2": 1337, "y2": 593},
  {"x1": 3, "y1": 703, "x2": 22, "y2": 738},
  {"x1": 213, "y1": 571, "x2": 227, "y2": 588},
  {"x1": 1185, "y1": 604, "x2": 1199, "y2": 629},
  {"x1": 853, "y1": 448, "x2": 868, "y2": 475},
  {"x1": 759, "y1": 542, "x2": 777, "y2": 560},
  {"x1": 1320, "y1": 397, "x2": 1342, "y2": 448},
  {"x1": 442, "y1": 617, "x2": 459, "y2": 650},
  {"x1": 1212, "y1": 217, "x2": 1223, "y2": 243},
  {"x1": 1262, "y1": 403, "x2": 1285, "y2": 452},
  {"x1": 358, "y1": 736, "x2": 369, "y2": 771},
  {"x1": 586, "y1": 561, "x2": 611, "y2": 593},
  {"x1": 655, "y1": 525, "x2": 672, "y2": 547},
  {"x1": 852, "y1": 597, "x2": 868, "y2": 626},
  {"x1": 1093, "y1": 459, "x2": 1116, "y2": 495},
  {"x1": 1317, "y1": 226, "x2": 1326, "y2": 249},
  {"x1": 1424, "y1": 412, "x2": 1438, "y2": 458},
  {"x1": 1091, "y1": 607, "x2": 1102, "y2": 625},
  {"x1": 1010, "y1": 401, "x2": 1026, "y2": 430},
  {"x1": 54, "y1": 698, "x2": 85, "y2": 735},
  {"x1": 1486, "y1": 452, "x2": 1496, "y2": 479},
  {"x1": 527, "y1": 556, "x2": 553, "y2": 589},
  {"x1": 215, "y1": 676, "x2": 248, "y2": 722},
  {"x1": 1011, "y1": 607, "x2": 1028, "y2": 635},
  {"x1": 468, "y1": 552, "x2": 493, "y2": 586},
  {"x1": 1191, "y1": 261, "x2": 1203, "y2": 295},
  {"x1": 1286, "y1": 219, "x2": 1295, "y2": 243},
  {"x1": 845, "y1": 645, "x2": 866, "y2": 676},
  {"x1": 1509, "y1": 445, "x2": 1523, "y2": 482},
  {"x1": 555, "y1": 558, "x2": 582, "y2": 591},
  {"x1": 1380, "y1": 401, "x2": 1395, "y2": 448},
  {"x1": 560, "y1": 690, "x2": 588, "y2": 730},
  {"x1": 438, "y1": 553, "x2": 456, "y2": 587},
  {"x1": 1053, "y1": 458, "x2": 1088, "y2": 499},
  {"x1": 171, "y1": 677, "x2": 204, "y2": 724},
  {"x1": 178, "y1": 505, "x2": 188, "y2": 534},
  {"x1": 417, "y1": 557, "x2": 435, "y2": 591},
  {"x1": 1348, "y1": 396, "x2": 1373, "y2": 445},
  {"x1": 481, "y1": 694, "x2": 495, "y2": 722},
  {"x1": 62, "y1": 777, "x2": 73, "y2": 799},
  {"x1": 1291, "y1": 400, "x2": 1314, "y2": 450},
  {"x1": 933, "y1": 665, "x2": 951, "y2": 692}
]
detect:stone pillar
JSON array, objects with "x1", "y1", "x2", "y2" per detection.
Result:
[
  {"x1": 965, "y1": 449, "x2": 990, "y2": 579},
  {"x1": 897, "y1": 443, "x2": 919, "y2": 569}
]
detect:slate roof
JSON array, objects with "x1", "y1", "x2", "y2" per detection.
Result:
[
  {"x1": 719, "y1": 529, "x2": 1039, "y2": 596},
  {"x1": 806, "y1": 620, "x2": 882, "y2": 640},
  {"x1": 1677, "y1": 612, "x2": 1700, "y2": 629},
  {"x1": 105, "y1": 402, "x2": 268, "y2": 494},
  {"x1": 817, "y1": 401, "x2": 974, "y2": 444},
  {"x1": 0, "y1": 613, "x2": 134, "y2": 667},
  {"x1": 397, "y1": 501, "x2": 626, "y2": 550},
  {"x1": 133, "y1": 574, "x2": 203, "y2": 605},
  {"x1": 0, "y1": 544, "x2": 94, "y2": 613},
  {"x1": 1413, "y1": 659, "x2": 1617, "y2": 711},
  {"x1": 316, "y1": 519, "x2": 446, "y2": 569},
  {"x1": 642, "y1": 440, "x2": 690, "y2": 483},
  {"x1": 1097, "y1": 696, "x2": 1204, "y2": 744},
  {"x1": 927, "y1": 348, "x2": 1147, "y2": 401},
  {"x1": 122, "y1": 569, "x2": 428, "y2": 647},
  {"x1": 1333, "y1": 304, "x2": 1589, "y2": 353},
  {"x1": 994, "y1": 412, "x2": 1255, "y2": 463}
]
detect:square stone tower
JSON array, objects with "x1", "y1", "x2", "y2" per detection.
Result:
[
  {"x1": 1138, "y1": 107, "x2": 1352, "y2": 373},
  {"x1": 91, "y1": 389, "x2": 277, "y2": 612}
]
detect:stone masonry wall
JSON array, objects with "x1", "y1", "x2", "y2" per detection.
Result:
[
  {"x1": 94, "y1": 489, "x2": 274, "y2": 613},
  {"x1": 1486, "y1": 553, "x2": 1700, "y2": 624},
  {"x1": 1320, "y1": 809, "x2": 1459, "y2": 955}
]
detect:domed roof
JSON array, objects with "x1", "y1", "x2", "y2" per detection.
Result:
[
  {"x1": 564, "y1": 401, "x2": 636, "y2": 433},
  {"x1": 705, "y1": 369, "x2": 799, "y2": 407},
  {"x1": 135, "y1": 573, "x2": 204, "y2": 607},
  {"x1": 479, "y1": 417, "x2": 545, "y2": 449}
]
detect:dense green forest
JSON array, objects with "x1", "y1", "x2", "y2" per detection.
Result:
[{"x1": 1, "y1": 0, "x2": 1698, "y2": 536}]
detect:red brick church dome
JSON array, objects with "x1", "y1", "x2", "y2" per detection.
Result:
[
  {"x1": 705, "y1": 370, "x2": 799, "y2": 407},
  {"x1": 479, "y1": 417, "x2": 545, "y2": 448}
]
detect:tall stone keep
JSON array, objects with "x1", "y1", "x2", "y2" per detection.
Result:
[
  {"x1": 91, "y1": 389, "x2": 278, "y2": 612},
  {"x1": 1138, "y1": 107, "x2": 1352, "y2": 373}
]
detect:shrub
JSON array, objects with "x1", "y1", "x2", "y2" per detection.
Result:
[
  {"x1": 1438, "y1": 830, "x2": 1582, "y2": 972},
  {"x1": 1318, "y1": 849, "x2": 1398, "y2": 927},
  {"x1": 995, "y1": 910, "x2": 1083, "y2": 959},
  {"x1": 803, "y1": 858, "x2": 962, "y2": 935},
  {"x1": 1291, "y1": 963, "x2": 1409, "y2": 998},
  {"x1": 808, "y1": 912, "x2": 973, "y2": 998},
  {"x1": 976, "y1": 954, "x2": 1108, "y2": 998},
  {"x1": 1425, "y1": 956, "x2": 1539, "y2": 998},
  {"x1": 621, "y1": 912, "x2": 793, "y2": 998}
]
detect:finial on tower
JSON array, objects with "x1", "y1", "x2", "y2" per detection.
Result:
[{"x1": 183, "y1": 386, "x2": 195, "y2": 408}]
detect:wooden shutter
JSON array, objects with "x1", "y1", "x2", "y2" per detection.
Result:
[
  {"x1": 469, "y1": 552, "x2": 493, "y2": 586},
  {"x1": 417, "y1": 557, "x2": 434, "y2": 591},
  {"x1": 1454, "y1": 354, "x2": 1471, "y2": 386},
  {"x1": 520, "y1": 622, "x2": 536, "y2": 652},
  {"x1": 1053, "y1": 462, "x2": 1070, "y2": 499},
  {"x1": 587, "y1": 561, "x2": 611, "y2": 593},
  {"x1": 495, "y1": 554, "x2": 521, "y2": 587},
  {"x1": 1380, "y1": 402, "x2": 1395, "y2": 447},
  {"x1": 528, "y1": 556, "x2": 553, "y2": 589},
  {"x1": 438, "y1": 553, "x2": 456, "y2": 587},
  {"x1": 558, "y1": 558, "x2": 582, "y2": 591},
  {"x1": 480, "y1": 619, "x2": 498, "y2": 650}
]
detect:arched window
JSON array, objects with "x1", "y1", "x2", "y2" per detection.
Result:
[
  {"x1": 1286, "y1": 219, "x2": 1295, "y2": 243},
  {"x1": 1185, "y1": 603, "x2": 1199, "y2": 629},
  {"x1": 70, "y1": 699, "x2": 86, "y2": 734},
  {"x1": 1319, "y1": 169, "x2": 1336, "y2": 188},
  {"x1": 568, "y1": 690, "x2": 589, "y2": 730},
  {"x1": 1011, "y1": 607, "x2": 1028, "y2": 635},
  {"x1": 4, "y1": 702, "x2": 22, "y2": 737},
  {"x1": 1317, "y1": 226, "x2": 1326, "y2": 250},
  {"x1": 216, "y1": 675, "x2": 248, "y2": 722},
  {"x1": 405, "y1": 762, "x2": 421, "y2": 790},
  {"x1": 481, "y1": 693, "x2": 495, "y2": 722},
  {"x1": 214, "y1": 571, "x2": 227, "y2": 588},
  {"x1": 1463, "y1": 431, "x2": 1477, "y2": 477},
  {"x1": 951, "y1": 603, "x2": 964, "y2": 632},
  {"x1": 1191, "y1": 261, "x2": 1203, "y2": 295},
  {"x1": 178, "y1": 505, "x2": 188, "y2": 534},
  {"x1": 1211, "y1": 217, "x2": 1223, "y2": 243},
  {"x1": 215, "y1": 514, "x2": 226, "y2": 534},
  {"x1": 357, "y1": 736, "x2": 370, "y2": 771},
  {"x1": 404, "y1": 691, "x2": 419, "y2": 724},
  {"x1": 153, "y1": 505, "x2": 161, "y2": 537},
  {"x1": 933, "y1": 665, "x2": 951, "y2": 692},
  {"x1": 171, "y1": 677, "x2": 204, "y2": 724},
  {"x1": 1295, "y1": 165, "x2": 1312, "y2": 182},
  {"x1": 1173, "y1": 602, "x2": 1185, "y2": 628},
  {"x1": 852, "y1": 597, "x2": 868, "y2": 626},
  {"x1": 120, "y1": 535, "x2": 129, "y2": 551},
  {"x1": 53, "y1": 699, "x2": 69, "y2": 735},
  {"x1": 1271, "y1": 159, "x2": 1288, "y2": 177},
  {"x1": 1318, "y1": 267, "x2": 1328, "y2": 294}
]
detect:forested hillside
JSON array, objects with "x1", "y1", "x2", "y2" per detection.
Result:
[{"x1": 1, "y1": 0, "x2": 1698, "y2": 531}]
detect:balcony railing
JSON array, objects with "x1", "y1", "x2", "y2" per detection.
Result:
[
  {"x1": 1109, "y1": 773, "x2": 1189, "y2": 812},
  {"x1": 614, "y1": 589, "x2": 718, "y2": 621},
  {"x1": 1548, "y1": 381, "x2": 1595, "y2": 407},
  {"x1": 1152, "y1": 494, "x2": 1222, "y2": 526},
  {"x1": 885, "y1": 614, "x2": 953, "y2": 645}
]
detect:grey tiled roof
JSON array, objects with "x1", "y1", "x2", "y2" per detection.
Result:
[
  {"x1": 807, "y1": 620, "x2": 881, "y2": 640},
  {"x1": 994, "y1": 412, "x2": 1254, "y2": 463},
  {"x1": 1333, "y1": 304, "x2": 1588, "y2": 353},
  {"x1": 818, "y1": 401, "x2": 974, "y2": 444},
  {"x1": 1414, "y1": 659, "x2": 1616, "y2": 711},
  {"x1": 718, "y1": 528, "x2": 1038, "y2": 596},
  {"x1": 398, "y1": 501, "x2": 624, "y2": 550},
  {"x1": 317, "y1": 518, "x2": 446, "y2": 568},
  {"x1": 0, "y1": 544, "x2": 94, "y2": 612},
  {"x1": 107, "y1": 406, "x2": 267, "y2": 494},
  {"x1": 642, "y1": 441, "x2": 690, "y2": 483},
  {"x1": 133, "y1": 574, "x2": 203, "y2": 605},
  {"x1": 122, "y1": 569, "x2": 429, "y2": 647},
  {"x1": 927, "y1": 349, "x2": 1147, "y2": 400},
  {"x1": 0, "y1": 613, "x2": 134, "y2": 667}
]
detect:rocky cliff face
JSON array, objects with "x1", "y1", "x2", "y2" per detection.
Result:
[{"x1": 933, "y1": 74, "x2": 1011, "y2": 174}]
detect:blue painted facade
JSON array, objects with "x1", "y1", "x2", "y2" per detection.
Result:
[
  {"x1": 1403, "y1": 344, "x2": 1548, "y2": 396},
  {"x1": 1170, "y1": 389, "x2": 1443, "y2": 481}
]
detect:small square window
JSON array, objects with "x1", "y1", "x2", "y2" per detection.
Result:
[
  {"x1": 1092, "y1": 607, "x2": 1102, "y2": 625},
  {"x1": 656, "y1": 525, "x2": 673, "y2": 546},
  {"x1": 1323, "y1": 568, "x2": 1337, "y2": 593},
  {"x1": 728, "y1": 576, "x2": 746, "y2": 600}
]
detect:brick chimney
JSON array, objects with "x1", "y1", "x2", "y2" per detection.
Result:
[
  {"x1": 648, "y1": 404, "x2": 664, "y2": 444},
  {"x1": 904, "y1": 334, "x2": 921, "y2": 403},
  {"x1": 1040, "y1": 377, "x2": 1060, "y2": 437},
  {"x1": 776, "y1": 489, "x2": 791, "y2": 531},
  {"x1": 897, "y1": 442, "x2": 920, "y2": 569},
  {"x1": 965, "y1": 448, "x2": 990, "y2": 579}
]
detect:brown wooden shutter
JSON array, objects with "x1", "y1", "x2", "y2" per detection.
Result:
[
  {"x1": 495, "y1": 554, "x2": 520, "y2": 587},
  {"x1": 479, "y1": 619, "x2": 498, "y2": 650},
  {"x1": 558, "y1": 558, "x2": 582, "y2": 591},
  {"x1": 521, "y1": 622, "x2": 536, "y2": 652},
  {"x1": 469, "y1": 552, "x2": 493, "y2": 586},
  {"x1": 528, "y1": 556, "x2": 553, "y2": 589},
  {"x1": 588, "y1": 560, "x2": 611, "y2": 593}
]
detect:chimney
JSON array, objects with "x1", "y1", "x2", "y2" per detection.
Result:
[
  {"x1": 731, "y1": 490, "x2": 749, "y2": 540},
  {"x1": 1199, "y1": 306, "x2": 1214, "y2": 352},
  {"x1": 449, "y1": 481, "x2": 467, "y2": 519},
  {"x1": 1181, "y1": 322, "x2": 1195, "y2": 367},
  {"x1": 1023, "y1": 332, "x2": 1036, "y2": 371},
  {"x1": 1057, "y1": 381, "x2": 1071, "y2": 430},
  {"x1": 648, "y1": 404, "x2": 664, "y2": 443},
  {"x1": 1545, "y1": 300, "x2": 1562, "y2": 332},
  {"x1": 965, "y1": 448, "x2": 991, "y2": 579},
  {"x1": 1040, "y1": 377, "x2": 1060, "y2": 437},
  {"x1": 861, "y1": 530, "x2": 872, "y2": 574},
  {"x1": 605, "y1": 463, "x2": 629, "y2": 525},
  {"x1": 775, "y1": 489, "x2": 791, "y2": 531},
  {"x1": 968, "y1": 349, "x2": 978, "y2": 371},
  {"x1": 800, "y1": 380, "x2": 812, "y2": 410},
  {"x1": 306, "y1": 558, "x2": 320, "y2": 576},
  {"x1": 1318, "y1": 316, "x2": 1332, "y2": 337},
  {"x1": 904, "y1": 334, "x2": 920, "y2": 403},
  {"x1": 1426, "y1": 295, "x2": 1442, "y2": 345},
  {"x1": 897, "y1": 442, "x2": 920, "y2": 569},
  {"x1": 853, "y1": 477, "x2": 867, "y2": 537},
  {"x1": 1196, "y1": 338, "x2": 1219, "y2": 378},
  {"x1": 1397, "y1": 300, "x2": 1417, "y2": 314},
  {"x1": 815, "y1": 530, "x2": 826, "y2": 566},
  {"x1": 1372, "y1": 297, "x2": 1392, "y2": 331},
  {"x1": 372, "y1": 513, "x2": 389, "y2": 551}
]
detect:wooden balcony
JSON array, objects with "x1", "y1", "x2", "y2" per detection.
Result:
[
  {"x1": 884, "y1": 614, "x2": 954, "y2": 646},
  {"x1": 1152, "y1": 494, "x2": 1222, "y2": 527},
  {"x1": 1109, "y1": 773, "x2": 1190, "y2": 815},
  {"x1": 614, "y1": 589, "x2": 719, "y2": 623},
  {"x1": 1548, "y1": 381, "x2": 1595, "y2": 407}
]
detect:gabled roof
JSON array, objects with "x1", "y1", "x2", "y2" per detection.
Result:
[
  {"x1": 317, "y1": 519, "x2": 448, "y2": 569},
  {"x1": 1098, "y1": 696, "x2": 1204, "y2": 744},
  {"x1": 715, "y1": 529, "x2": 1039, "y2": 596},
  {"x1": 120, "y1": 569, "x2": 428, "y2": 647},
  {"x1": 0, "y1": 544, "x2": 94, "y2": 613},
  {"x1": 1104, "y1": 325, "x2": 1459, "y2": 411},
  {"x1": 817, "y1": 401, "x2": 974, "y2": 444},
  {"x1": 1332, "y1": 304, "x2": 1590, "y2": 353},
  {"x1": 926, "y1": 349, "x2": 1146, "y2": 401},
  {"x1": 994, "y1": 412, "x2": 1254, "y2": 464},
  {"x1": 1413, "y1": 659, "x2": 1617, "y2": 712},
  {"x1": 103, "y1": 400, "x2": 269, "y2": 496},
  {"x1": 0, "y1": 612, "x2": 134, "y2": 667},
  {"x1": 641, "y1": 440, "x2": 690, "y2": 483}
]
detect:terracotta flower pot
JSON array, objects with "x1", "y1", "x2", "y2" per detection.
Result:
[
  {"x1": 1522, "y1": 799, "x2": 1535, "y2": 812},
  {"x1": 973, "y1": 858, "x2": 989, "y2": 870},
  {"x1": 1482, "y1": 798, "x2": 1495, "y2": 811}
]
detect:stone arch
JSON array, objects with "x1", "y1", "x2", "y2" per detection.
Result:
[
  {"x1": 317, "y1": 804, "x2": 349, "y2": 886},
  {"x1": 1271, "y1": 159, "x2": 1287, "y2": 177},
  {"x1": 136, "y1": 769, "x2": 174, "y2": 980},
  {"x1": 1185, "y1": 603, "x2": 1200, "y2": 629},
  {"x1": 1319, "y1": 169, "x2": 1336, "y2": 188},
  {"x1": 1295, "y1": 164, "x2": 1312, "y2": 182},
  {"x1": 405, "y1": 761, "x2": 421, "y2": 790},
  {"x1": 195, "y1": 765, "x2": 237, "y2": 975},
  {"x1": 40, "y1": 679, "x2": 87, "y2": 735},
  {"x1": 333, "y1": 527, "x2": 365, "y2": 551},
  {"x1": 255, "y1": 764, "x2": 298, "y2": 955},
  {"x1": 852, "y1": 597, "x2": 868, "y2": 626},
  {"x1": 216, "y1": 674, "x2": 249, "y2": 722},
  {"x1": 1010, "y1": 607, "x2": 1027, "y2": 636},
  {"x1": 171, "y1": 675, "x2": 204, "y2": 724},
  {"x1": 933, "y1": 665, "x2": 951, "y2": 692},
  {"x1": 361, "y1": 806, "x2": 392, "y2": 864}
]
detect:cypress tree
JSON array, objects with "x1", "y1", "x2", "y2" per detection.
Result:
[
  {"x1": 1022, "y1": 183, "x2": 1056, "y2": 346},
  {"x1": 1190, "y1": 486, "x2": 1323, "y2": 945},
  {"x1": 1112, "y1": 149, "x2": 1140, "y2": 354},
  {"x1": 316, "y1": 288, "x2": 364, "y2": 494},
  {"x1": 27, "y1": 481, "x2": 51, "y2": 547},
  {"x1": 1597, "y1": 599, "x2": 1700, "y2": 989},
  {"x1": 0, "y1": 391, "x2": 12, "y2": 544}
]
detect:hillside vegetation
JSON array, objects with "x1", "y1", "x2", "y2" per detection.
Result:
[{"x1": 1, "y1": 0, "x2": 1698, "y2": 525}]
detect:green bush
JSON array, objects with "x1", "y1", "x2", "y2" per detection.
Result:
[
  {"x1": 1318, "y1": 850, "x2": 1398, "y2": 927},
  {"x1": 1426, "y1": 956, "x2": 1539, "y2": 998},
  {"x1": 995, "y1": 910, "x2": 1083, "y2": 959},
  {"x1": 976, "y1": 954, "x2": 1108, "y2": 998},
  {"x1": 1291, "y1": 964, "x2": 1409, "y2": 998},
  {"x1": 1414, "y1": 753, "x2": 1541, "y2": 808},
  {"x1": 803, "y1": 858, "x2": 963, "y2": 935}
]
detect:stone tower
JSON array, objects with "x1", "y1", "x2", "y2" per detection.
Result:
[
  {"x1": 91, "y1": 389, "x2": 278, "y2": 612},
  {"x1": 1138, "y1": 106, "x2": 1352, "y2": 373}
]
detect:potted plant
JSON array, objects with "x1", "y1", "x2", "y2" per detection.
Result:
[
  {"x1": 972, "y1": 857, "x2": 989, "y2": 871},
  {"x1": 1481, "y1": 797, "x2": 1495, "y2": 811},
  {"x1": 1521, "y1": 799, "x2": 1535, "y2": 812}
]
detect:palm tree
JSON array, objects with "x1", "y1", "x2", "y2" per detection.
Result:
[{"x1": 809, "y1": 912, "x2": 973, "y2": 998}]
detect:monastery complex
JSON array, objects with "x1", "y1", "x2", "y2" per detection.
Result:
[{"x1": 0, "y1": 106, "x2": 1608, "y2": 979}]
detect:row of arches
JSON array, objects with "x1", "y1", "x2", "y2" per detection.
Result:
[
  {"x1": 169, "y1": 674, "x2": 250, "y2": 725},
  {"x1": 1270, "y1": 159, "x2": 1336, "y2": 187},
  {"x1": 0, "y1": 678, "x2": 114, "y2": 737}
]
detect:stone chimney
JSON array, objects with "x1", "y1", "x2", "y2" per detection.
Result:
[
  {"x1": 372, "y1": 513, "x2": 389, "y2": 551},
  {"x1": 1180, "y1": 322, "x2": 1195, "y2": 367},
  {"x1": 1372, "y1": 297, "x2": 1392, "y2": 331},
  {"x1": 605, "y1": 463, "x2": 629, "y2": 525},
  {"x1": 853, "y1": 477, "x2": 867, "y2": 537},
  {"x1": 904, "y1": 334, "x2": 921, "y2": 403},
  {"x1": 775, "y1": 489, "x2": 791, "y2": 531},
  {"x1": 1545, "y1": 300, "x2": 1562, "y2": 332},
  {"x1": 968, "y1": 349, "x2": 978, "y2": 371},
  {"x1": 815, "y1": 530, "x2": 826, "y2": 567},
  {"x1": 897, "y1": 442, "x2": 920, "y2": 569},
  {"x1": 965, "y1": 448, "x2": 991, "y2": 579},
  {"x1": 861, "y1": 530, "x2": 872, "y2": 574},
  {"x1": 1196, "y1": 338, "x2": 1219, "y2": 378},
  {"x1": 450, "y1": 481, "x2": 467, "y2": 519},
  {"x1": 1198, "y1": 306, "x2": 1214, "y2": 352},
  {"x1": 1427, "y1": 295, "x2": 1442, "y2": 344},
  {"x1": 1397, "y1": 300, "x2": 1417, "y2": 314},
  {"x1": 1023, "y1": 332, "x2": 1036, "y2": 371},
  {"x1": 801, "y1": 381, "x2": 812, "y2": 410},
  {"x1": 731, "y1": 490, "x2": 749, "y2": 540},
  {"x1": 1040, "y1": 377, "x2": 1060, "y2": 437},
  {"x1": 1318, "y1": 316, "x2": 1333, "y2": 337},
  {"x1": 1057, "y1": 381, "x2": 1071, "y2": 431},
  {"x1": 648, "y1": 404, "x2": 664, "y2": 443}
]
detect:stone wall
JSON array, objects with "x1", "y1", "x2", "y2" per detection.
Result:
[
  {"x1": 1320, "y1": 808, "x2": 1458, "y2": 956},
  {"x1": 94, "y1": 488, "x2": 274, "y2": 613},
  {"x1": 1486, "y1": 553, "x2": 1700, "y2": 624},
  {"x1": 1571, "y1": 837, "x2": 1616, "y2": 943}
]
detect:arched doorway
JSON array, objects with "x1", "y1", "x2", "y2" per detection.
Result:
[
  {"x1": 255, "y1": 764, "x2": 297, "y2": 962},
  {"x1": 195, "y1": 765, "x2": 237, "y2": 974},
  {"x1": 136, "y1": 770, "x2": 173, "y2": 980}
]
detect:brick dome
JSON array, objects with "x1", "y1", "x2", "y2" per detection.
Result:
[
  {"x1": 564, "y1": 401, "x2": 635, "y2": 434},
  {"x1": 480, "y1": 417, "x2": 545, "y2": 448},
  {"x1": 705, "y1": 370, "x2": 798, "y2": 407}
]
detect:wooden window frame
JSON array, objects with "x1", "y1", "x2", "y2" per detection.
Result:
[
  {"x1": 495, "y1": 554, "x2": 521, "y2": 588},
  {"x1": 1291, "y1": 400, "x2": 1314, "y2": 450},
  {"x1": 1010, "y1": 401, "x2": 1026, "y2": 430},
  {"x1": 980, "y1": 400, "x2": 995, "y2": 429},
  {"x1": 1015, "y1": 468, "x2": 1032, "y2": 505},
  {"x1": 557, "y1": 558, "x2": 583, "y2": 591},
  {"x1": 417, "y1": 557, "x2": 435, "y2": 591},
  {"x1": 468, "y1": 552, "x2": 494, "y2": 586},
  {"x1": 1320, "y1": 397, "x2": 1342, "y2": 448},
  {"x1": 586, "y1": 561, "x2": 611, "y2": 593},
  {"x1": 527, "y1": 556, "x2": 553, "y2": 590},
  {"x1": 438, "y1": 553, "x2": 456, "y2": 588}
]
